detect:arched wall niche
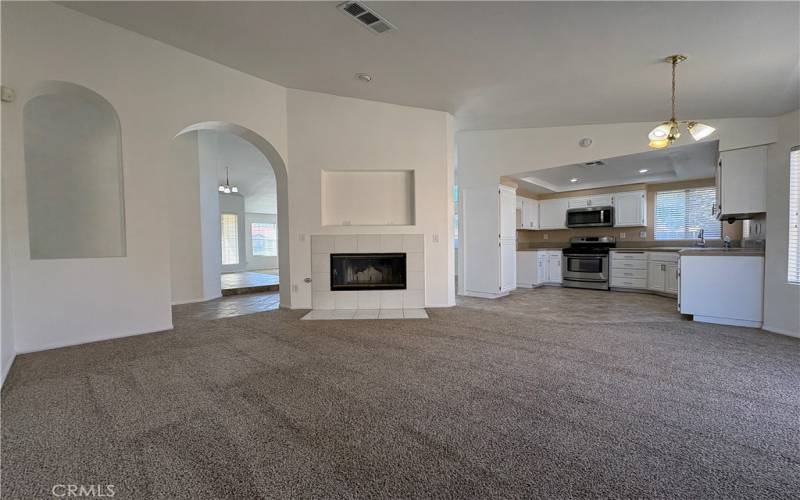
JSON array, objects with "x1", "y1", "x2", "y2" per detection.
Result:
[
  {"x1": 172, "y1": 121, "x2": 291, "y2": 308},
  {"x1": 23, "y1": 81, "x2": 126, "y2": 259}
]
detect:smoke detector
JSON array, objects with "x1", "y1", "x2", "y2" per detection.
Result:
[{"x1": 337, "y1": 2, "x2": 396, "y2": 34}]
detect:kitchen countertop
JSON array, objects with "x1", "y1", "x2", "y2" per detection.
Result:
[
  {"x1": 613, "y1": 247, "x2": 686, "y2": 252},
  {"x1": 678, "y1": 248, "x2": 765, "y2": 256}
]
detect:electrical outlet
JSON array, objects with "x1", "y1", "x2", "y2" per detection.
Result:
[
  {"x1": 432, "y1": 233, "x2": 439, "y2": 243},
  {"x1": 619, "y1": 232, "x2": 626, "y2": 239},
  {"x1": 543, "y1": 233, "x2": 549, "y2": 240},
  {"x1": 640, "y1": 231, "x2": 647, "y2": 238}
]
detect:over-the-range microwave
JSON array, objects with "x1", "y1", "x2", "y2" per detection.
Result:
[{"x1": 566, "y1": 206, "x2": 614, "y2": 228}]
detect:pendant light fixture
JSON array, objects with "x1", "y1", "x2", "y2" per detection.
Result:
[
  {"x1": 218, "y1": 167, "x2": 239, "y2": 194},
  {"x1": 648, "y1": 55, "x2": 715, "y2": 149}
]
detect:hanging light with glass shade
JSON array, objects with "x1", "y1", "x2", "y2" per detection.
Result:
[
  {"x1": 218, "y1": 166, "x2": 239, "y2": 194},
  {"x1": 648, "y1": 55, "x2": 716, "y2": 149}
]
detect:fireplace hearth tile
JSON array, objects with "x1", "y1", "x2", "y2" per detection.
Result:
[
  {"x1": 403, "y1": 309, "x2": 429, "y2": 319},
  {"x1": 354, "y1": 309, "x2": 380, "y2": 319},
  {"x1": 378, "y1": 309, "x2": 404, "y2": 319}
]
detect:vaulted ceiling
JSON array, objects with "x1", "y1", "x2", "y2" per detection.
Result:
[{"x1": 64, "y1": 1, "x2": 799, "y2": 130}]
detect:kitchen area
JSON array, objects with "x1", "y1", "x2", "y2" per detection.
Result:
[{"x1": 462, "y1": 141, "x2": 769, "y2": 329}]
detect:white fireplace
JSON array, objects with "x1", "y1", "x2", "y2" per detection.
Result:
[{"x1": 311, "y1": 234, "x2": 425, "y2": 310}]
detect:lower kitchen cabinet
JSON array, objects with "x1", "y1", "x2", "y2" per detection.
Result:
[
  {"x1": 611, "y1": 250, "x2": 679, "y2": 296},
  {"x1": 516, "y1": 250, "x2": 561, "y2": 287},
  {"x1": 547, "y1": 253, "x2": 562, "y2": 284},
  {"x1": 680, "y1": 255, "x2": 763, "y2": 328}
]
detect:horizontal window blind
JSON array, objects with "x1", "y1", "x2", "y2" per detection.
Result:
[
  {"x1": 655, "y1": 187, "x2": 721, "y2": 240},
  {"x1": 251, "y1": 222, "x2": 277, "y2": 257},
  {"x1": 789, "y1": 147, "x2": 800, "y2": 284},
  {"x1": 221, "y1": 213, "x2": 239, "y2": 265}
]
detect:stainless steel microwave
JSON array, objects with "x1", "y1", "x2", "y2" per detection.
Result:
[{"x1": 566, "y1": 206, "x2": 614, "y2": 228}]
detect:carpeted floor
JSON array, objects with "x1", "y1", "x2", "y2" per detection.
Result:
[{"x1": 2, "y1": 287, "x2": 799, "y2": 498}]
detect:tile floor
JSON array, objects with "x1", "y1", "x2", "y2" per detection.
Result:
[
  {"x1": 172, "y1": 291, "x2": 280, "y2": 323},
  {"x1": 220, "y1": 270, "x2": 279, "y2": 290},
  {"x1": 301, "y1": 308, "x2": 429, "y2": 320}
]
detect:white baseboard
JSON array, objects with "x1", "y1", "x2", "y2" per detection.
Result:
[
  {"x1": 462, "y1": 290, "x2": 509, "y2": 299},
  {"x1": 16, "y1": 321, "x2": 175, "y2": 355},
  {"x1": 693, "y1": 315, "x2": 762, "y2": 328},
  {"x1": 1, "y1": 353, "x2": 16, "y2": 387},
  {"x1": 762, "y1": 324, "x2": 800, "y2": 338}
]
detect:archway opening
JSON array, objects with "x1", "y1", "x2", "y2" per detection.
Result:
[{"x1": 169, "y1": 122, "x2": 290, "y2": 308}]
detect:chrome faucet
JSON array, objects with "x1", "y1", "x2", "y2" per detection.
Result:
[{"x1": 695, "y1": 228, "x2": 706, "y2": 247}]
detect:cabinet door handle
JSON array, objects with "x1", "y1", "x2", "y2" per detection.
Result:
[{"x1": 661, "y1": 264, "x2": 665, "y2": 271}]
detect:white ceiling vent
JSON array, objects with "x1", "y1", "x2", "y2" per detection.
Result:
[
  {"x1": 337, "y1": 2, "x2": 396, "y2": 35},
  {"x1": 583, "y1": 160, "x2": 606, "y2": 167}
]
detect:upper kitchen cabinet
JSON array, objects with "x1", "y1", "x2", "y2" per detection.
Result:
[
  {"x1": 516, "y1": 197, "x2": 539, "y2": 230},
  {"x1": 568, "y1": 194, "x2": 612, "y2": 209},
  {"x1": 539, "y1": 198, "x2": 568, "y2": 229},
  {"x1": 613, "y1": 190, "x2": 647, "y2": 227},
  {"x1": 716, "y1": 145, "x2": 767, "y2": 220}
]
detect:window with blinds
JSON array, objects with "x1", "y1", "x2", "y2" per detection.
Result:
[
  {"x1": 789, "y1": 147, "x2": 800, "y2": 284},
  {"x1": 654, "y1": 187, "x2": 721, "y2": 240},
  {"x1": 221, "y1": 214, "x2": 239, "y2": 265},
  {"x1": 251, "y1": 222, "x2": 277, "y2": 257}
]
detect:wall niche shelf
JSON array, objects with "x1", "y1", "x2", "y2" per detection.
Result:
[{"x1": 321, "y1": 170, "x2": 415, "y2": 227}]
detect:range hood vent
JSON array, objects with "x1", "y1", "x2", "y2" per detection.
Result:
[{"x1": 338, "y1": 2, "x2": 396, "y2": 35}]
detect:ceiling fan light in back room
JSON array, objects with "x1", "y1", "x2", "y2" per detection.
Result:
[{"x1": 647, "y1": 55, "x2": 716, "y2": 149}]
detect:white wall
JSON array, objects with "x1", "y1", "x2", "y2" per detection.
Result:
[
  {"x1": 2, "y1": 2, "x2": 288, "y2": 353},
  {"x1": 764, "y1": 109, "x2": 800, "y2": 337},
  {"x1": 168, "y1": 131, "x2": 204, "y2": 304},
  {"x1": 245, "y1": 213, "x2": 278, "y2": 270},
  {"x1": 287, "y1": 89, "x2": 456, "y2": 308},
  {"x1": 219, "y1": 193, "x2": 247, "y2": 273}
]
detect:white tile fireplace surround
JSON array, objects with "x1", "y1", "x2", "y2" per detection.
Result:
[{"x1": 310, "y1": 234, "x2": 425, "y2": 310}]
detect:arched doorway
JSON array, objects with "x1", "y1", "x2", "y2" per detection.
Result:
[{"x1": 170, "y1": 121, "x2": 290, "y2": 308}]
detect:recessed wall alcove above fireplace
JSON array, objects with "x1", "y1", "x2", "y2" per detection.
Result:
[{"x1": 331, "y1": 253, "x2": 406, "y2": 291}]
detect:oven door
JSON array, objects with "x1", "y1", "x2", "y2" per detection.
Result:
[{"x1": 562, "y1": 253, "x2": 608, "y2": 281}]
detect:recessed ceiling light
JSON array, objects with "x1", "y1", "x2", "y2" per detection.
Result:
[
  {"x1": 570, "y1": 178, "x2": 579, "y2": 183},
  {"x1": 638, "y1": 169, "x2": 649, "y2": 174},
  {"x1": 355, "y1": 73, "x2": 373, "y2": 83}
]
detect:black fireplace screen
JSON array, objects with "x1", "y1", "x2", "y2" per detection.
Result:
[{"x1": 330, "y1": 253, "x2": 407, "y2": 291}]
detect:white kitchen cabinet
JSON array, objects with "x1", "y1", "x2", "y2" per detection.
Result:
[
  {"x1": 647, "y1": 261, "x2": 666, "y2": 291},
  {"x1": 664, "y1": 263, "x2": 679, "y2": 295},
  {"x1": 569, "y1": 194, "x2": 612, "y2": 208},
  {"x1": 680, "y1": 255, "x2": 764, "y2": 327},
  {"x1": 462, "y1": 185, "x2": 517, "y2": 298},
  {"x1": 516, "y1": 251, "x2": 538, "y2": 288},
  {"x1": 613, "y1": 190, "x2": 647, "y2": 227},
  {"x1": 539, "y1": 198, "x2": 568, "y2": 229},
  {"x1": 610, "y1": 250, "x2": 648, "y2": 289},
  {"x1": 546, "y1": 252, "x2": 562, "y2": 284},
  {"x1": 646, "y1": 252, "x2": 679, "y2": 295},
  {"x1": 717, "y1": 145, "x2": 767, "y2": 219},
  {"x1": 519, "y1": 250, "x2": 561, "y2": 285},
  {"x1": 516, "y1": 197, "x2": 539, "y2": 230}
]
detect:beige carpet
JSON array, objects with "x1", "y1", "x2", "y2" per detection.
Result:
[{"x1": 2, "y1": 288, "x2": 799, "y2": 498}]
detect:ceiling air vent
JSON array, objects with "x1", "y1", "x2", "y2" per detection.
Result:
[
  {"x1": 584, "y1": 160, "x2": 606, "y2": 167},
  {"x1": 338, "y1": 1, "x2": 396, "y2": 35}
]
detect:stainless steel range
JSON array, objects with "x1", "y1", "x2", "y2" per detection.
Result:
[{"x1": 562, "y1": 236, "x2": 616, "y2": 290}]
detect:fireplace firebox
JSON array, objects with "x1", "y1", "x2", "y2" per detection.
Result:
[{"x1": 330, "y1": 253, "x2": 406, "y2": 291}]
